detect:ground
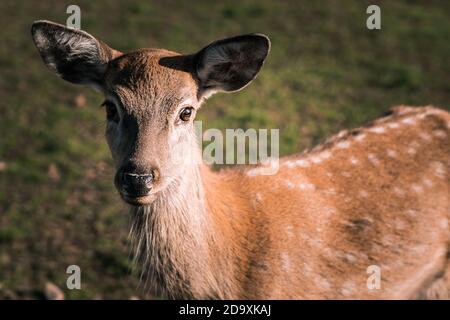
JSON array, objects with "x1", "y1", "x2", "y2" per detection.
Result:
[{"x1": 0, "y1": 0, "x2": 449, "y2": 299}]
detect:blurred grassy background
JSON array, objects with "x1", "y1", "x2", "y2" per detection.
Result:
[{"x1": 0, "y1": 0, "x2": 449, "y2": 299}]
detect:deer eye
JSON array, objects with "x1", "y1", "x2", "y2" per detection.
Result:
[
  {"x1": 102, "y1": 101, "x2": 119, "y2": 123},
  {"x1": 179, "y1": 107, "x2": 194, "y2": 122}
]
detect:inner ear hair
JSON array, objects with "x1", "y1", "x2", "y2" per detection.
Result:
[
  {"x1": 31, "y1": 20, "x2": 120, "y2": 85},
  {"x1": 195, "y1": 33, "x2": 270, "y2": 96}
]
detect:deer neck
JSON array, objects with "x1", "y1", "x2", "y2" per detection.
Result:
[{"x1": 129, "y1": 146, "x2": 248, "y2": 299}]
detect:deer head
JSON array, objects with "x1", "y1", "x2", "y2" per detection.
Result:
[{"x1": 32, "y1": 21, "x2": 270, "y2": 206}]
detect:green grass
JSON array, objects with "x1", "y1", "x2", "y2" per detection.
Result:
[{"x1": 0, "y1": 0, "x2": 449, "y2": 299}]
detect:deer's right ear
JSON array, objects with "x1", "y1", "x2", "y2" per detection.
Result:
[{"x1": 31, "y1": 20, "x2": 120, "y2": 86}]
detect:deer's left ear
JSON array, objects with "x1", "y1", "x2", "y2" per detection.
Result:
[
  {"x1": 194, "y1": 34, "x2": 270, "y2": 98},
  {"x1": 31, "y1": 20, "x2": 121, "y2": 86}
]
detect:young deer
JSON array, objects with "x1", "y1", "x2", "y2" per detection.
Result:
[{"x1": 32, "y1": 21, "x2": 450, "y2": 299}]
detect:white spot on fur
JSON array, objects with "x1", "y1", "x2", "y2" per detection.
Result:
[
  {"x1": 419, "y1": 132, "x2": 432, "y2": 142},
  {"x1": 354, "y1": 134, "x2": 366, "y2": 142},
  {"x1": 418, "y1": 113, "x2": 428, "y2": 120},
  {"x1": 369, "y1": 126, "x2": 386, "y2": 134},
  {"x1": 382, "y1": 234, "x2": 396, "y2": 246},
  {"x1": 296, "y1": 159, "x2": 310, "y2": 168},
  {"x1": 433, "y1": 130, "x2": 447, "y2": 139},
  {"x1": 401, "y1": 117, "x2": 416, "y2": 125},
  {"x1": 299, "y1": 182, "x2": 316, "y2": 191},
  {"x1": 310, "y1": 156, "x2": 322, "y2": 164},
  {"x1": 281, "y1": 252, "x2": 291, "y2": 272},
  {"x1": 319, "y1": 150, "x2": 332, "y2": 160},
  {"x1": 394, "y1": 219, "x2": 407, "y2": 230},
  {"x1": 393, "y1": 187, "x2": 405, "y2": 197},
  {"x1": 368, "y1": 153, "x2": 380, "y2": 166},
  {"x1": 286, "y1": 225, "x2": 295, "y2": 238},
  {"x1": 340, "y1": 281, "x2": 356, "y2": 296},
  {"x1": 426, "y1": 109, "x2": 447, "y2": 117},
  {"x1": 247, "y1": 168, "x2": 261, "y2": 177},
  {"x1": 350, "y1": 157, "x2": 359, "y2": 165},
  {"x1": 431, "y1": 162, "x2": 446, "y2": 179},
  {"x1": 336, "y1": 141, "x2": 351, "y2": 149},
  {"x1": 358, "y1": 190, "x2": 369, "y2": 198},
  {"x1": 246, "y1": 158, "x2": 279, "y2": 176},
  {"x1": 323, "y1": 207, "x2": 337, "y2": 215},
  {"x1": 345, "y1": 253, "x2": 357, "y2": 263},
  {"x1": 422, "y1": 178, "x2": 433, "y2": 188},
  {"x1": 285, "y1": 160, "x2": 295, "y2": 168},
  {"x1": 302, "y1": 262, "x2": 313, "y2": 275},
  {"x1": 411, "y1": 184, "x2": 423, "y2": 194},
  {"x1": 412, "y1": 245, "x2": 428, "y2": 255},
  {"x1": 299, "y1": 233, "x2": 323, "y2": 248},
  {"x1": 314, "y1": 275, "x2": 332, "y2": 290},
  {"x1": 407, "y1": 147, "x2": 417, "y2": 156},
  {"x1": 407, "y1": 140, "x2": 420, "y2": 156},
  {"x1": 387, "y1": 122, "x2": 400, "y2": 129},
  {"x1": 438, "y1": 219, "x2": 448, "y2": 229},
  {"x1": 341, "y1": 171, "x2": 351, "y2": 178},
  {"x1": 323, "y1": 188, "x2": 337, "y2": 196},
  {"x1": 387, "y1": 149, "x2": 397, "y2": 158}
]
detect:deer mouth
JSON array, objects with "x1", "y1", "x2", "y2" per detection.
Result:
[{"x1": 120, "y1": 192, "x2": 158, "y2": 206}]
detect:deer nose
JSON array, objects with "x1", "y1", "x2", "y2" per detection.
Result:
[{"x1": 121, "y1": 172, "x2": 154, "y2": 197}]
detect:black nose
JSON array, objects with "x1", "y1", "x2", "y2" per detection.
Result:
[{"x1": 121, "y1": 172, "x2": 154, "y2": 197}]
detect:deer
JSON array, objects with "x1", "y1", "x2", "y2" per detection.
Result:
[{"x1": 31, "y1": 20, "x2": 450, "y2": 300}]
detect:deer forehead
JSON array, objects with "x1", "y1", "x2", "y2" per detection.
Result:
[{"x1": 104, "y1": 49, "x2": 199, "y2": 115}]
